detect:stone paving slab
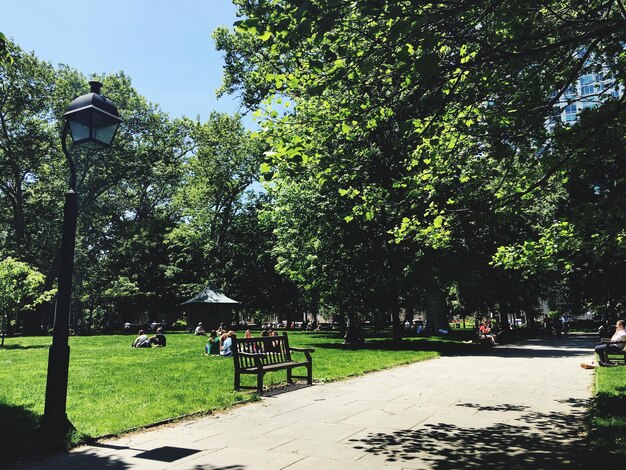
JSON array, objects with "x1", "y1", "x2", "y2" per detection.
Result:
[{"x1": 22, "y1": 335, "x2": 596, "y2": 469}]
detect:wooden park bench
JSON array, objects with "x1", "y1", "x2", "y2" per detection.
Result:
[{"x1": 232, "y1": 333, "x2": 314, "y2": 395}]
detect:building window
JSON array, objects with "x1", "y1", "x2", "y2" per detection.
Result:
[
  {"x1": 582, "y1": 100, "x2": 597, "y2": 110},
  {"x1": 579, "y1": 74, "x2": 596, "y2": 96},
  {"x1": 564, "y1": 104, "x2": 578, "y2": 122}
]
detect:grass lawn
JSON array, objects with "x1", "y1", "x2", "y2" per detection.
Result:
[
  {"x1": 0, "y1": 329, "x2": 444, "y2": 465},
  {"x1": 588, "y1": 365, "x2": 626, "y2": 464}
]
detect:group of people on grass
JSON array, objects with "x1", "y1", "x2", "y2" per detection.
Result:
[
  {"x1": 200, "y1": 323, "x2": 252, "y2": 357},
  {"x1": 130, "y1": 321, "x2": 280, "y2": 356},
  {"x1": 202, "y1": 325, "x2": 284, "y2": 356},
  {"x1": 131, "y1": 327, "x2": 167, "y2": 348}
]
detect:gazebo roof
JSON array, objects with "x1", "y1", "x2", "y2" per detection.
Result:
[{"x1": 181, "y1": 284, "x2": 239, "y2": 305}]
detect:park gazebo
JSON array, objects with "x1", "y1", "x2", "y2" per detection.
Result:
[{"x1": 181, "y1": 285, "x2": 239, "y2": 331}]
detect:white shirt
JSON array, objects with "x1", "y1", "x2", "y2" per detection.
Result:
[{"x1": 611, "y1": 328, "x2": 626, "y2": 347}]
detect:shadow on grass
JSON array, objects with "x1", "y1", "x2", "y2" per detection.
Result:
[
  {"x1": 0, "y1": 343, "x2": 49, "y2": 350},
  {"x1": 314, "y1": 338, "x2": 480, "y2": 355},
  {"x1": 313, "y1": 333, "x2": 596, "y2": 360},
  {"x1": 348, "y1": 400, "x2": 589, "y2": 469},
  {"x1": 0, "y1": 402, "x2": 117, "y2": 468},
  {"x1": 587, "y1": 392, "x2": 626, "y2": 465}
]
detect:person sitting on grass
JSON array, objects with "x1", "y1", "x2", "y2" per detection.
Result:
[
  {"x1": 194, "y1": 322, "x2": 205, "y2": 335},
  {"x1": 131, "y1": 330, "x2": 151, "y2": 348},
  {"x1": 243, "y1": 329, "x2": 258, "y2": 352},
  {"x1": 204, "y1": 330, "x2": 220, "y2": 355},
  {"x1": 149, "y1": 327, "x2": 166, "y2": 347},
  {"x1": 220, "y1": 331, "x2": 236, "y2": 357},
  {"x1": 344, "y1": 321, "x2": 365, "y2": 345},
  {"x1": 595, "y1": 319, "x2": 626, "y2": 366}
]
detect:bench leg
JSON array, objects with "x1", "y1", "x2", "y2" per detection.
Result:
[
  {"x1": 287, "y1": 368, "x2": 293, "y2": 384},
  {"x1": 234, "y1": 371, "x2": 241, "y2": 391},
  {"x1": 307, "y1": 363, "x2": 313, "y2": 385},
  {"x1": 257, "y1": 372, "x2": 264, "y2": 395}
]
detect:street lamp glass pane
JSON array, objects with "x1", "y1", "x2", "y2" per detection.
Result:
[
  {"x1": 94, "y1": 124, "x2": 119, "y2": 146},
  {"x1": 68, "y1": 120, "x2": 90, "y2": 143}
]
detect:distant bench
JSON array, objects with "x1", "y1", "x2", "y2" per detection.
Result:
[{"x1": 232, "y1": 333, "x2": 314, "y2": 395}]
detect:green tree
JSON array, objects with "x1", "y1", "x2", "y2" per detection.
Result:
[
  {"x1": 0, "y1": 257, "x2": 54, "y2": 346},
  {"x1": 166, "y1": 113, "x2": 266, "y2": 309},
  {"x1": 215, "y1": 0, "x2": 626, "y2": 329},
  {"x1": 1, "y1": 44, "x2": 195, "y2": 329},
  {"x1": 494, "y1": 105, "x2": 626, "y2": 320},
  {"x1": 0, "y1": 41, "x2": 56, "y2": 259},
  {"x1": 0, "y1": 32, "x2": 12, "y2": 65}
]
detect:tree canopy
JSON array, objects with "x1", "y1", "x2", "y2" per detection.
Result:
[
  {"x1": 1, "y1": 1, "x2": 625, "y2": 337},
  {"x1": 214, "y1": 0, "x2": 626, "y2": 329},
  {"x1": 0, "y1": 39, "x2": 299, "y2": 332}
]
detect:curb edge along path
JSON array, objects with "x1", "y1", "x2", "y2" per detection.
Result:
[{"x1": 32, "y1": 335, "x2": 595, "y2": 470}]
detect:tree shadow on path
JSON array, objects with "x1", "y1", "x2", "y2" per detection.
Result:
[{"x1": 349, "y1": 399, "x2": 590, "y2": 469}]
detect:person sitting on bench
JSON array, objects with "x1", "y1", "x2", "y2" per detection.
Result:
[
  {"x1": 479, "y1": 321, "x2": 497, "y2": 346},
  {"x1": 595, "y1": 319, "x2": 626, "y2": 366}
]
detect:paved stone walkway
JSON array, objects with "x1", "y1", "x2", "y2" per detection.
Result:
[{"x1": 28, "y1": 335, "x2": 595, "y2": 469}]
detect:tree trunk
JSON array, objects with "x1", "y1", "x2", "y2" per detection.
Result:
[
  {"x1": 498, "y1": 303, "x2": 511, "y2": 330},
  {"x1": 424, "y1": 283, "x2": 450, "y2": 333},
  {"x1": 391, "y1": 307, "x2": 402, "y2": 342}
]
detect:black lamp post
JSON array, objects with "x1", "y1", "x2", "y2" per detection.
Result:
[{"x1": 39, "y1": 81, "x2": 121, "y2": 435}]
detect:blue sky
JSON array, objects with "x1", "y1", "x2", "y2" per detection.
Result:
[{"x1": 1, "y1": 0, "x2": 245, "y2": 121}]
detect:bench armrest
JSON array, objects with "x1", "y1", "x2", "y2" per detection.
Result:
[{"x1": 290, "y1": 347, "x2": 314, "y2": 362}]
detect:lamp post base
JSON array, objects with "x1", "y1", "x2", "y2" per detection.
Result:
[
  {"x1": 38, "y1": 413, "x2": 75, "y2": 436},
  {"x1": 40, "y1": 342, "x2": 75, "y2": 436}
]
